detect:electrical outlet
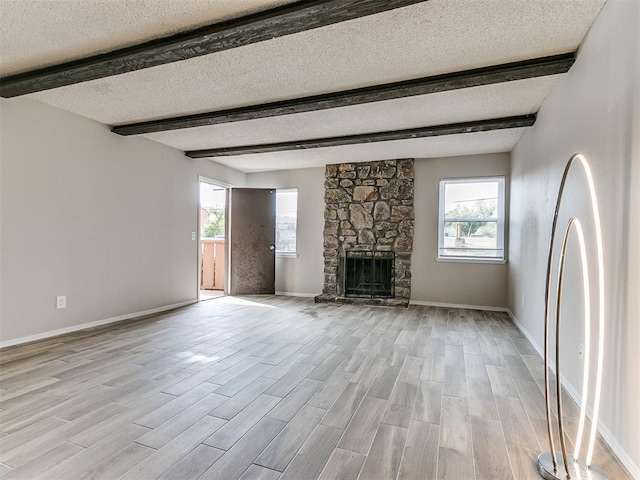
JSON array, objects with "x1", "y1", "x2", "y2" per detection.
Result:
[
  {"x1": 56, "y1": 296, "x2": 66, "y2": 309},
  {"x1": 579, "y1": 344, "x2": 584, "y2": 363},
  {"x1": 521, "y1": 295, "x2": 525, "y2": 307},
  {"x1": 191, "y1": 231, "x2": 196, "y2": 241}
]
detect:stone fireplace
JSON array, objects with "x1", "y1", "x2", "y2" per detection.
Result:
[{"x1": 315, "y1": 159, "x2": 414, "y2": 306}]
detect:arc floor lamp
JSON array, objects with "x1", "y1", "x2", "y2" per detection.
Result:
[{"x1": 537, "y1": 153, "x2": 607, "y2": 480}]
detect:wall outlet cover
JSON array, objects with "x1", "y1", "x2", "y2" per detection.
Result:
[{"x1": 56, "y1": 296, "x2": 67, "y2": 309}]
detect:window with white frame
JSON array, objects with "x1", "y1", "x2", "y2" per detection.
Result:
[
  {"x1": 438, "y1": 177, "x2": 505, "y2": 261},
  {"x1": 275, "y1": 188, "x2": 298, "y2": 255}
]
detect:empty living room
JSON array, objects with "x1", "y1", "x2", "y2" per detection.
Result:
[{"x1": 0, "y1": 1, "x2": 638, "y2": 479}]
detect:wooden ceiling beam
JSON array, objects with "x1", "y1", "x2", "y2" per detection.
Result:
[
  {"x1": 185, "y1": 115, "x2": 536, "y2": 158},
  {"x1": 0, "y1": 0, "x2": 429, "y2": 98},
  {"x1": 113, "y1": 54, "x2": 573, "y2": 136}
]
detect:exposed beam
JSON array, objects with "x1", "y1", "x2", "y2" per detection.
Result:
[
  {"x1": 0, "y1": 0, "x2": 428, "y2": 98},
  {"x1": 113, "y1": 53, "x2": 573, "y2": 136},
  {"x1": 185, "y1": 115, "x2": 536, "y2": 158}
]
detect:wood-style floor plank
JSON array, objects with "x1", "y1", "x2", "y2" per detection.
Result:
[
  {"x1": 0, "y1": 296, "x2": 631, "y2": 480},
  {"x1": 467, "y1": 377, "x2": 499, "y2": 420},
  {"x1": 210, "y1": 377, "x2": 277, "y2": 420},
  {"x1": 487, "y1": 365, "x2": 519, "y2": 398},
  {"x1": 256, "y1": 404, "x2": 326, "y2": 472},
  {"x1": 320, "y1": 382, "x2": 367, "y2": 429},
  {"x1": 398, "y1": 420, "x2": 439, "y2": 480},
  {"x1": 205, "y1": 394, "x2": 280, "y2": 450},
  {"x1": 264, "y1": 364, "x2": 315, "y2": 398},
  {"x1": 439, "y1": 395, "x2": 471, "y2": 454},
  {"x1": 35, "y1": 423, "x2": 150, "y2": 480},
  {"x1": 1, "y1": 402, "x2": 127, "y2": 467},
  {"x1": 413, "y1": 380, "x2": 443, "y2": 424},
  {"x1": 317, "y1": 448, "x2": 365, "y2": 480},
  {"x1": 69, "y1": 393, "x2": 174, "y2": 447},
  {"x1": 495, "y1": 395, "x2": 540, "y2": 451},
  {"x1": 136, "y1": 392, "x2": 228, "y2": 449},
  {"x1": 157, "y1": 444, "x2": 225, "y2": 480},
  {"x1": 366, "y1": 365, "x2": 401, "y2": 400},
  {"x1": 135, "y1": 382, "x2": 218, "y2": 428},
  {"x1": 349, "y1": 354, "x2": 385, "y2": 387},
  {"x1": 437, "y1": 446, "x2": 475, "y2": 480},
  {"x1": 471, "y1": 415, "x2": 513, "y2": 480},
  {"x1": 506, "y1": 444, "x2": 542, "y2": 480},
  {"x1": 358, "y1": 423, "x2": 408, "y2": 480},
  {"x1": 75, "y1": 442, "x2": 155, "y2": 480},
  {"x1": 336, "y1": 395, "x2": 387, "y2": 454},
  {"x1": 0, "y1": 442, "x2": 83, "y2": 480},
  {"x1": 238, "y1": 464, "x2": 281, "y2": 480},
  {"x1": 119, "y1": 415, "x2": 224, "y2": 480},
  {"x1": 279, "y1": 424, "x2": 343, "y2": 480},
  {"x1": 200, "y1": 417, "x2": 286, "y2": 480},
  {"x1": 266, "y1": 378, "x2": 322, "y2": 422},
  {"x1": 307, "y1": 370, "x2": 352, "y2": 409}
]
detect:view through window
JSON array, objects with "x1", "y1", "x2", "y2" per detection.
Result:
[
  {"x1": 276, "y1": 189, "x2": 298, "y2": 254},
  {"x1": 438, "y1": 177, "x2": 505, "y2": 260}
]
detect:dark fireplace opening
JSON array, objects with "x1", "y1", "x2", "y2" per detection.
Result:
[{"x1": 342, "y1": 251, "x2": 394, "y2": 298}]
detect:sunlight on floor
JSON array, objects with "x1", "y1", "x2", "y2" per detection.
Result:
[{"x1": 199, "y1": 289, "x2": 225, "y2": 301}]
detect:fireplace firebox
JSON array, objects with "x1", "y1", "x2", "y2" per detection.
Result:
[{"x1": 342, "y1": 251, "x2": 394, "y2": 298}]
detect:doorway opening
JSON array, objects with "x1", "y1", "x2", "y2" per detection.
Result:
[{"x1": 199, "y1": 180, "x2": 227, "y2": 301}]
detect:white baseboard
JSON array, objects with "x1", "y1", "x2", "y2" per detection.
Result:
[
  {"x1": 505, "y1": 308, "x2": 545, "y2": 358},
  {"x1": 275, "y1": 291, "x2": 319, "y2": 298},
  {"x1": 0, "y1": 300, "x2": 196, "y2": 349},
  {"x1": 409, "y1": 299, "x2": 509, "y2": 312},
  {"x1": 506, "y1": 309, "x2": 640, "y2": 479}
]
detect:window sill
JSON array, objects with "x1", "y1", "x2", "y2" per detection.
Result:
[
  {"x1": 276, "y1": 252, "x2": 299, "y2": 258},
  {"x1": 436, "y1": 256, "x2": 507, "y2": 265}
]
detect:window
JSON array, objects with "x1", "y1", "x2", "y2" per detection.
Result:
[
  {"x1": 276, "y1": 188, "x2": 298, "y2": 255},
  {"x1": 438, "y1": 177, "x2": 505, "y2": 261}
]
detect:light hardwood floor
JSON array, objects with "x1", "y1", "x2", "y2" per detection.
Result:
[{"x1": 0, "y1": 296, "x2": 631, "y2": 480}]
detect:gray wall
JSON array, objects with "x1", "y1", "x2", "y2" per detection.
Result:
[
  {"x1": 0, "y1": 98, "x2": 246, "y2": 344},
  {"x1": 246, "y1": 153, "x2": 510, "y2": 308},
  {"x1": 508, "y1": 0, "x2": 639, "y2": 473},
  {"x1": 412, "y1": 153, "x2": 509, "y2": 307},
  {"x1": 246, "y1": 167, "x2": 325, "y2": 296}
]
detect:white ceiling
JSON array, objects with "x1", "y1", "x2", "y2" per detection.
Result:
[
  {"x1": 0, "y1": 0, "x2": 606, "y2": 172},
  {"x1": 144, "y1": 76, "x2": 558, "y2": 151},
  {"x1": 0, "y1": 0, "x2": 295, "y2": 76},
  {"x1": 207, "y1": 128, "x2": 528, "y2": 173}
]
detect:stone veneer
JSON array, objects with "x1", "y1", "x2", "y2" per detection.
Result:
[{"x1": 316, "y1": 159, "x2": 414, "y2": 303}]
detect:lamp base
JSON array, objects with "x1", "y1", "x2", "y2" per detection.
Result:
[{"x1": 537, "y1": 452, "x2": 608, "y2": 480}]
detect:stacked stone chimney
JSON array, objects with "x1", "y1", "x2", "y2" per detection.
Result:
[{"x1": 317, "y1": 159, "x2": 415, "y2": 304}]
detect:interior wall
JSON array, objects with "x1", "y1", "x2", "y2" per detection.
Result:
[
  {"x1": 508, "y1": 0, "x2": 640, "y2": 474},
  {"x1": 246, "y1": 167, "x2": 324, "y2": 296},
  {"x1": 0, "y1": 97, "x2": 246, "y2": 344},
  {"x1": 411, "y1": 153, "x2": 510, "y2": 307},
  {"x1": 246, "y1": 153, "x2": 510, "y2": 307}
]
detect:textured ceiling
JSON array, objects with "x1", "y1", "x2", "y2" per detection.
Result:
[
  {"x1": 0, "y1": 0, "x2": 606, "y2": 172},
  {"x1": 209, "y1": 129, "x2": 528, "y2": 173},
  {"x1": 144, "y1": 76, "x2": 558, "y2": 150},
  {"x1": 23, "y1": 0, "x2": 604, "y2": 124},
  {"x1": 0, "y1": 0, "x2": 295, "y2": 76}
]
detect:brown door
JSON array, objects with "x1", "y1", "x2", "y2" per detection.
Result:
[{"x1": 229, "y1": 188, "x2": 276, "y2": 295}]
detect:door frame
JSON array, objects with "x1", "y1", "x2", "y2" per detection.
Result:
[{"x1": 197, "y1": 176, "x2": 231, "y2": 302}]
